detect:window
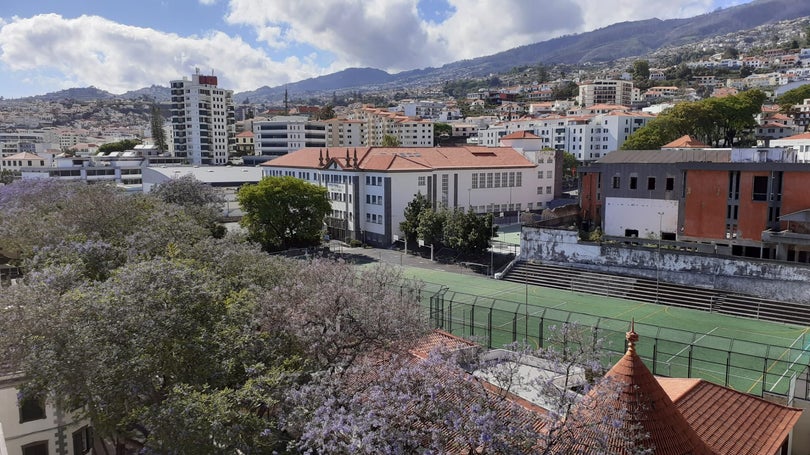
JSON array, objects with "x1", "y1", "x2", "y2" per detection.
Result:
[
  {"x1": 629, "y1": 176, "x2": 638, "y2": 190},
  {"x1": 417, "y1": 176, "x2": 426, "y2": 186},
  {"x1": 494, "y1": 172, "x2": 501, "y2": 188},
  {"x1": 73, "y1": 426, "x2": 93, "y2": 455},
  {"x1": 546, "y1": 186, "x2": 552, "y2": 195},
  {"x1": 647, "y1": 177, "x2": 656, "y2": 190},
  {"x1": 22, "y1": 441, "x2": 48, "y2": 455},
  {"x1": 612, "y1": 176, "x2": 620, "y2": 189},
  {"x1": 546, "y1": 170, "x2": 553, "y2": 179},
  {"x1": 19, "y1": 395, "x2": 46, "y2": 423},
  {"x1": 537, "y1": 186, "x2": 543, "y2": 194},
  {"x1": 471, "y1": 174, "x2": 478, "y2": 189},
  {"x1": 516, "y1": 172, "x2": 522, "y2": 187},
  {"x1": 666, "y1": 177, "x2": 674, "y2": 191},
  {"x1": 752, "y1": 176, "x2": 768, "y2": 201}
]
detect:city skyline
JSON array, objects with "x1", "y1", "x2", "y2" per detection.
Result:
[{"x1": 0, "y1": 0, "x2": 749, "y2": 98}]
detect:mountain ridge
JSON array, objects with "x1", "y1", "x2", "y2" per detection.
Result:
[{"x1": 11, "y1": 0, "x2": 810, "y2": 104}]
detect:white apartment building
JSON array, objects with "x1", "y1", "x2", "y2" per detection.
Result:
[
  {"x1": 260, "y1": 146, "x2": 542, "y2": 246},
  {"x1": 253, "y1": 116, "x2": 327, "y2": 159},
  {"x1": 577, "y1": 80, "x2": 634, "y2": 107},
  {"x1": 350, "y1": 107, "x2": 434, "y2": 147},
  {"x1": 391, "y1": 100, "x2": 447, "y2": 120},
  {"x1": 324, "y1": 119, "x2": 367, "y2": 148},
  {"x1": 478, "y1": 112, "x2": 654, "y2": 162},
  {"x1": 169, "y1": 71, "x2": 235, "y2": 165}
]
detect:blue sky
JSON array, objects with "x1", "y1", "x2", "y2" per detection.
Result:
[{"x1": 0, "y1": 0, "x2": 749, "y2": 98}]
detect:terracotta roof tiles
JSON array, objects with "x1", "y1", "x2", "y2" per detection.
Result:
[
  {"x1": 261, "y1": 146, "x2": 535, "y2": 172},
  {"x1": 662, "y1": 135, "x2": 710, "y2": 149}
]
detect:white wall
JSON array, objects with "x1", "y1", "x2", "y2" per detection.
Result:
[{"x1": 603, "y1": 198, "x2": 679, "y2": 238}]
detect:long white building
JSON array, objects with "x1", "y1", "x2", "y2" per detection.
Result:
[
  {"x1": 478, "y1": 111, "x2": 654, "y2": 162},
  {"x1": 260, "y1": 146, "x2": 545, "y2": 246},
  {"x1": 169, "y1": 71, "x2": 235, "y2": 165}
]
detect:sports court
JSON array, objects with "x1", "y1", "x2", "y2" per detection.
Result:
[{"x1": 402, "y1": 266, "x2": 810, "y2": 398}]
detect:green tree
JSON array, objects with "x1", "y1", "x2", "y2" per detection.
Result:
[
  {"x1": 0, "y1": 168, "x2": 17, "y2": 184},
  {"x1": 381, "y1": 134, "x2": 401, "y2": 147},
  {"x1": 416, "y1": 207, "x2": 446, "y2": 247},
  {"x1": 562, "y1": 151, "x2": 578, "y2": 179},
  {"x1": 632, "y1": 60, "x2": 650, "y2": 82},
  {"x1": 552, "y1": 81, "x2": 579, "y2": 100},
  {"x1": 443, "y1": 209, "x2": 495, "y2": 255},
  {"x1": 237, "y1": 176, "x2": 331, "y2": 251},
  {"x1": 97, "y1": 139, "x2": 141, "y2": 154},
  {"x1": 150, "y1": 103, "x2": 167, "y2": 152},
  {"x1": 400, "y1": 192, "x2": 431, "y2": 248},
  {"x1": 776, "y1": 84, "x2": 810, "y2": 113},
  {"x1": 315, "y1": 104, "x2": 335, "y2": 120},
  {"x1": 434, "y1": 122, "x2": 452, "y2": 142}
]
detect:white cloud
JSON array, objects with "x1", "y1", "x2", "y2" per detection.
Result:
[
  {"x1": 0, "y1": 14, "x2": 323, "y2": 94},
  {"x1": 0, "y1": 1, "x2": 733, "y2": 95},
  {"x1": 224, "y1": 0, "x2": 722, "y2": 73}
]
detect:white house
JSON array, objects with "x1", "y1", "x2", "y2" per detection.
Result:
[
  {"x1": 771, "y1": 132, "x2": 810, "y2": 162},
  {"x1": 0, "y1": 370, "x2": 92, "y2": 455},
  {"x1": 260, "y1": 146, "x2": 542, "y2": 246}
]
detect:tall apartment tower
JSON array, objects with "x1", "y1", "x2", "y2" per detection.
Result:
[{"x1": 170, "y1": 70, "x2": 235, "y2": 165}]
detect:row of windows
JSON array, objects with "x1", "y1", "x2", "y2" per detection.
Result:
[
  {"x1": 366, "y1": 213, "x2": 383, "y2": 224},
  {"x1": 537, "y1": 170, "x2": 553, "y2": 179},
  {"x1": 471, "y1": 172, "x2": 523, "y2": 189},
  {"x1": 612, "y1": 176, "x2": 675, "y2": 192},
  {"x1": 3, "y1": 160, "x2": 43, "y2": 167},
  {"x1": 329, "y1": 192, "x2": 349, "y2": 202},
  {"x1": 366, "y1": 194, "x2": 383, "y2": 205},
  {"x1": 366, "y1": 175, "x2": 383, "y2": 186},
  {"x1": 537, "y1": 186, "x2": 553, "y2": 195}
]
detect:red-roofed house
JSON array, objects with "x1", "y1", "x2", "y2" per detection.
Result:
[
  {"x1": 772, "y1": 132, "x2": 810, "y2": 162},
  {"x1": 261, "y1": 146, "x2": 542, "y2": 245},
  {"x1": 661, "y1": 135, "x2": 710, "y2": 150},
  {"x1": 550, "y1": 326, "x2": 802, "y2": 454}
]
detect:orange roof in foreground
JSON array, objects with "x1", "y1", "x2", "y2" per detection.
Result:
[
  {"x1": 662, "y1": 135, "x2": 710, "y2": 149},
  {"x1": 261, "y1": 146, "x2": 536, "y2": 172},
  {"x1": 659, "y1": 378, "x2": 802, "y2": 455},
  {"x1": 569, "y1": 326, "x2": 712, "y2": 455}
]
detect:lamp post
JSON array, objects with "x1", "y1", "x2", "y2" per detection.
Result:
[
  {"x1": 490, "y1": 212, "x2": 495, "y2": 278},
  {"x1": 656, "y1": 211, "x2": 664, "y2": 303},
  {"x1": 468, "y1": 188, "x2": 471, "y2": 210}
]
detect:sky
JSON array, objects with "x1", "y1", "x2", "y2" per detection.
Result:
[{"x1": 0, "y1": 0, "x2": 750, "y2": 98}]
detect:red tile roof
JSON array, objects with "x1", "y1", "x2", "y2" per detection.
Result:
[
  {"x1": 659, "y1": 378, "x2": 802, "y2": 455},
  {"x1": 501, "y1": 131, "x2": 541, "y2": 140},
  {"x1": 662, "y1": 135, "x2": 710, "y2": 149},
  {"x1": 564, "y1": 326, "x2": 712, "y2": 455},
  {"x1": 261, "y1": 146, "x2": 536, "y2": 172},
  {"x1": 777, "y1": 132, "x2": 810, "y2": 141}
]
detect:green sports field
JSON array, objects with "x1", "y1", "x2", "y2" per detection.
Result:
[{"x1": 401, "y1": 267, "x2": 810, "y2": 398}]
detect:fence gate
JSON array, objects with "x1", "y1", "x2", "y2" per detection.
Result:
[{"x1": 429, "y1": 286, "x2": 449, "y2": 329}]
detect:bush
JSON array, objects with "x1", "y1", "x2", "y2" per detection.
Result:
[{"x1": 349, "y1": 239, "x2": 363, "y2": 247}]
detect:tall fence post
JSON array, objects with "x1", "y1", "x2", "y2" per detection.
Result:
[{"x1": 487, "y1": 307, "x2": 493, "y2": 349}]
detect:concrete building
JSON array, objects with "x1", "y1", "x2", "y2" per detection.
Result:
[
  {"x1": 169, "y1": 70, "x2": 235, "y2": 165},
  {"x1": 579, "y1": 147, "x2": 810, "y2": 263},
  {"x1": 350, "y1": 107, "x2": 434, "y2": 147},
  {"x1": 252, "y1": 116, "x2": 326, "y2": 159},
  {"x1": 260, "y1": 146, "x2": 541, "y2": 246},
  {"x1": 478, "y1": 111, "x2": 654, "y2": 162},
  {"x1": 577, "y1": 80, "x2": 634, "y2": 107}
]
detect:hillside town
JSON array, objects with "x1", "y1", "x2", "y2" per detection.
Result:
[{"x1": 3, "y1": 11, "x2": 810, "y2": 455}]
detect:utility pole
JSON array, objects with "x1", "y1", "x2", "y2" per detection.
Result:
[{"x1": 657, "y1": 211, "x2": 664, "y2": 304}]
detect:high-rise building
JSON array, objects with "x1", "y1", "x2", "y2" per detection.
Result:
[{"x1": 169, "y1": 70, "x2": 235, "y2": 165}]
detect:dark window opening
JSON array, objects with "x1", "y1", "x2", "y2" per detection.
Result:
[
  {"x1": 752, "y1": 176, "x2": 768, "y2": 201},
  {"x1": 22, "y1": 441, "x2": 49, "y2": 455},
  {"x1": 612, "y1": 176, "x2": 620, "y2": 189},
  {"x1": 647, "y1": 177, "x2": 656, "y2": 190},
  {"x1": 624, "y1": 229, "x2": 639, "y2": 237},
  {"x1": 629, "y1": 176, "x2": 637, "y2": 190},
  {"x1": 665, "y1": 177, "x2": 674, "y2": 191},
  {"x1": 19, "y1": 395, "x2": 46, "y2": 423}
]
